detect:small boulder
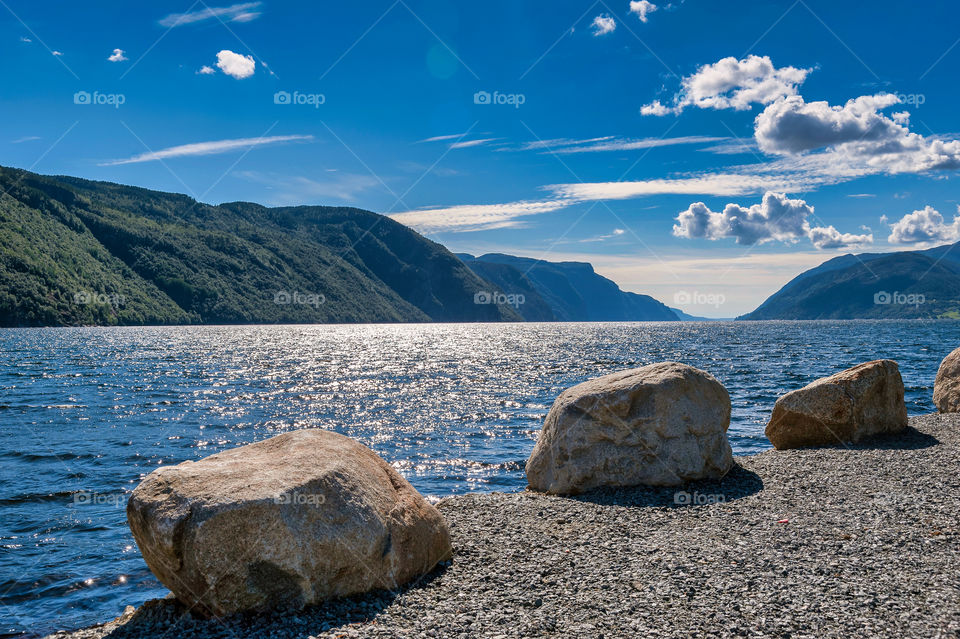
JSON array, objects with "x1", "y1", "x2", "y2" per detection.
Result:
[
  {"x1": 127, "y1": 430, "x2": 452, "y2": 617},
  {"x1": 765, "y1": 359, "x2": 907, "y2": 450},
  {"x1": 525, "y1": 362, "x2": 733, "y2": 495},
  {"x1": 933, "y1": 347, "x2": 960, "y2": 413}
]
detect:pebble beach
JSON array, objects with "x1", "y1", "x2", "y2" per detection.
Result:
[{"x1": 47, "y1": 413, "x2": 960, "y2": 639}]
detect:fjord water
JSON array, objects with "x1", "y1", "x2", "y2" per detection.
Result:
[{"x1": 1, "y1": 320, "x2": 958, "y2": 636}]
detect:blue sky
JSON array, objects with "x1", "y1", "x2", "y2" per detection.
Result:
[{"x1": 3, "y1": 0, "x2": 960, "y2": 316}]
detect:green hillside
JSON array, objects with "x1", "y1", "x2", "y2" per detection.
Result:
[{"x1": 0, "y1": 166, "x2": 519, "y2": 326}]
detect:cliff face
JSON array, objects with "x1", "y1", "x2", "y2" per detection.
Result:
[{"x1": 458, "y1": 253, "x2": 678, "y2": 322}]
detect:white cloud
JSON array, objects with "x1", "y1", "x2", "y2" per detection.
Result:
[
  {"x1": 99, "y1": 135, "x2": 313, "y2": 166},
  {"x1": 591, "y1": 14, "x2": 616, "y2": 36},
  {"x1": 642, "y1": 55, "x2": 811, "y2": 115},
  {"x1": 448, "y1": 138, "x2": 500, "y2": 149},
  {"x1": 639, "y1": 100, "x2": 671, "y2": 116},
  {"x1": 892, "y1": 111, "x2": 910, "y2": 125},
  {"x1": 19, "y1": 36, "x2": 31, "y2": 43},
  {"x1": 530, "y1": 135, "x2": 726, "y2": 154},
  {"x1": 420, "y1": 132, "x2": 474, "y2": 143},
  {"x1": 887, "y1": 205, "x2": 960, "y2": 244},
  {"x1": 235, "y1": 170, "x2": 381, "y2": 204},
  {"x1": 197, "y1": 65, "x2": 216, "y2": 75},
  {"x1": 673, "y1": 191, "x2": 872, "y2": 249},
  {"x1": 107, "y1": 48, "x2": 127, "y2": 62},
  {"x1": 629, "y1": 1, "x2": 658, "y2": 22},
  {"x1": 11, "y1": 135, "x2": 41, "y2": 143},
  {"x1": 159, "y1": 2, "x2": 261, "y2": 27},
  {"x1": 215, "y1": 50, "x2": 255, "y2": 79},
  {"x1": 807, "y1": 225, "x2": 873, "y2": 250},
  {"x1": 755, "y1": 93, "x2": 902, "y2": 154},
  {"x1": 52, "y1": 50, "x2": 62, "y2": 56},
  {"x1": 755, "y1": 93, "x2": 960, "y2": 173},
  {"x1": 390, "y1": 200, "x2": 571, "y2": 233}
]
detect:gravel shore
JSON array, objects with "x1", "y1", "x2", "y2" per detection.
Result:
[{"x1": 48, "y1": 414, "x2": 960, "y2": 639}]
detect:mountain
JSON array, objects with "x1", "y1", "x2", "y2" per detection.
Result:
[
  {"x1": 669, "y1": 307, "x2": 726, "y2": 321},
  {"x1": 457, "y1": 253, "x2": 678, "y2": 321},
  {"x1": 740, "y1": 243, "x2": 960, "y2": 320},
  {"x1": 0, "y1": 166, "x2": 521, "y2": 326}
]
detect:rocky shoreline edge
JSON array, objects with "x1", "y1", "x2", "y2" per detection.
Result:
[{"x1": 47, "y1": 413, "x2": 960, "y2": 639}]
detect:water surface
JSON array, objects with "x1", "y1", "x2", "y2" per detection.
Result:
[{"x1": 1, "y1": 320, "x2": 957, "y2": 636}]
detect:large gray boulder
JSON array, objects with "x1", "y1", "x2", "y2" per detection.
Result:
[
  {"x1": 934, "y1": 347, "x2": 960, "y2": 413},
  {"x1": 127, "y1": 430, "x2": 452, "y2": 617},
  {"x1": 765, "y1": 360, "x2": 907, "y2": 450},
  {"x1": 526, "y1": 362, "x2": 733, "y2": 495}
]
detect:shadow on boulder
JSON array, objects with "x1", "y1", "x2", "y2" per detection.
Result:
[
  {"x1": 104, "y1": 562, "x2": 450, "y2": 639},
  {"x1": 569, "y1": 463, "x2": 763, "y2": 508}
]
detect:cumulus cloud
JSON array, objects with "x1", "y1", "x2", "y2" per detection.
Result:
[
  {"x1": 629, "y1": 1, "x2": 657, "y2": 22},
  {"x1": 755, "y1": 93, "x2": 960, "y2": 172},
  {"x1": 107, "y1": 48, "x2": 127, "y2": 62},
  {"x1": 215, "y1": 50, "x2": 255, "y2": 79},
  {"x1": 642, "y1": 55, "x2": 811, "y2": 115},
  {"x1": 807, "y1": 225, "x2": 873, "y2": 250},
  {"x1": 591, "y1": 14, "x2": 616, "y2": 36},
  {"x1": 755, "y1": 93, "x2": 903, "y2": 154},
  {"x1": 673, "y1": 191, "x2": 872, "y2": 249},
  {"x1": 887, "y1": 206, "x2": 960, "y2": 244},
  {"x1": 159, "y1": 2, "x2": 261, "y2": 27},
  {"x1": 197, "y1": 65, "x2": 216, "y2": 75}
]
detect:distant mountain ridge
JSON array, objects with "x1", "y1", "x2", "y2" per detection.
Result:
[
  {"x1": 0, "y1": 166, "x2": 521, "y2": 326},
  {"x1": 457, "y1": 253, "x2": 678, "y2": 321},
  {"x1": 0, "y1": 166, "x2": 681, "y2": 327},
  {"x1": 740, "y1": 242, "x2": 960, "y2": 320}
]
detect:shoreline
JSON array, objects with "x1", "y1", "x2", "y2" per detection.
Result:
[{"x1": 45, "y1": 413, "x2": 960, "y2": 638}]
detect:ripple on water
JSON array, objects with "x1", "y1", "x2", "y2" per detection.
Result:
[{"x1": 1, "y1": 320, "x2": 958, "y2": 635}]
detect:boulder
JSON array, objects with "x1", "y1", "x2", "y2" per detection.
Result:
[
  {"x1": 127, "y1": 429, "x2": 452, "y2": 617},
  {"x1": 933, "y1": 347, "x2": 960, "y2": 413},
  {"x1": 525, "y1": 362, "x2": 733, "y2": 495},
  {"x1": 765, "y1": 360, "x2": 907, "y2": 450}
]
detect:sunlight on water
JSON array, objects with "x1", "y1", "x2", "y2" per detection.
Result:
[{"x1": 0, "y1": 320, "x2": 958, "y2": 636}]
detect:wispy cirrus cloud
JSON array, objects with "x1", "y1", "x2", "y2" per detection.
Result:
[
  {"x1": 99, "y1": 135, "x2": 313, "y2": 166},
  {"x1": 159, "y1": 2, "x2": 262, "y2": 27},
  {"x1": 235, "y1": 170, "x2": 382, "y2": 204},
  {"x1": 535, "y1": 135, "x2": 727, "y2": 154},
  {"x1": 448, "y1": 138, "x2": 501, "y2": 150}
]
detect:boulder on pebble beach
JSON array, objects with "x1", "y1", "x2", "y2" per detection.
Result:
[
  {"x1": 525, "y1": 362, "x2": 734, "y2": 495},
  {"x1": 127, "y1": 429, "x2": 452, "y2": 617},
  {"x1": 765, "y1": 359, "x2": 907, "y2": 450},
  {"x1": 933, "y1": 347, "x2": 960, "y2": 413}
]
